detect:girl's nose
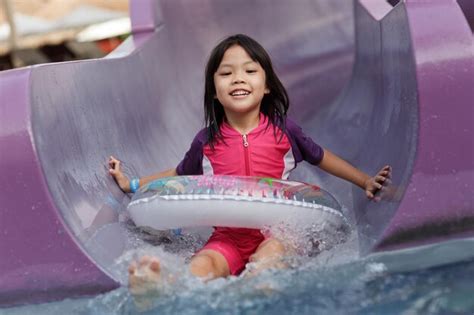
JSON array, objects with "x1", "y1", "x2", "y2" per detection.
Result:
[
  {"x1": 232, "y1": 71, "x2": 245, "y2": 84},
  {"x1": 232, "y1": 77, "x2": 245, "y2": 84}
]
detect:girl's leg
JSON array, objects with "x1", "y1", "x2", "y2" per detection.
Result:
[
  {"x1": 246, "y1": 238, "x2": 287, "y2": 276},
  {"x1": 128, "y1": 249, "x2": 230, "y2": 294},
  {"x1": 189, "y1": 249, "x2": 230, "y2": 279}
]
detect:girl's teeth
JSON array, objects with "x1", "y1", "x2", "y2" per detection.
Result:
[{"x1": 232, "y1": 91, "x2": 249, "y2": 96}]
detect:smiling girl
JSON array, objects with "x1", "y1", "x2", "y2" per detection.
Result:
[{"x1": 108, "y1": 34, "x2": 391, "y2": 296}]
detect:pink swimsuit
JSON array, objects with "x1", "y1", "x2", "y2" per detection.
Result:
[{"x1": 176, "y1": 113, "x2": 324, "y2": 274}]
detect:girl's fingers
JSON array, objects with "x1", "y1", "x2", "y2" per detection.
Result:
[
  {"x1": 367, "y1": 166, "x2": 391, "y2": 201},
  {"x1": 383, "y1": 166, "x2": 392, "y2": 177},
  {"x1": 378, "y1": 166, "x2": 391, "y2": 179},
  {"x1": 368, "y1": 178, "x2": 384, "y2": 189},
  {"x1": 107, "y1": 156, "x2": 123, "y2": 178},
  {"x1": 108, "y1": 158, "x2": 120, "y2": 171}
]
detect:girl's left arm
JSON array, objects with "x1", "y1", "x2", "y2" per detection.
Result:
[{"x1": 318, "y1": 149, "x2": 391, "y2": 200}]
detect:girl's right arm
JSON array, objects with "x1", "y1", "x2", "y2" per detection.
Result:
[{"x1": 108, "y1": 156, "x2": 177, "y2": 193}]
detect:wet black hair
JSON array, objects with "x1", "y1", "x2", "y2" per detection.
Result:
[{"x1": 204, "y1": 34, "x2": 289, "y2": 148}]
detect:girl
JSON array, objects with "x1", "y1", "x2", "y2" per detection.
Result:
[{"x1": 109, "y1": 34, "x2": 391, "y2": 295}]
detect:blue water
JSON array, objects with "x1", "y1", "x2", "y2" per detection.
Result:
[{"x1": 2, "y1": 236, "x2": 474, "y2": 315}]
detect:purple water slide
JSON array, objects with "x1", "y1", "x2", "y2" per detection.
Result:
[{"x1": 0, "y1": 0, "x2": 472, "y2": 307}]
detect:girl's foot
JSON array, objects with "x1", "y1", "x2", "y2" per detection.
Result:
[{"x1": 128, "y1": 255, "x2": 162, "y2": 296}]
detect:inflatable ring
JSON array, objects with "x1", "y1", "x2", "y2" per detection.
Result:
[{"x1": 127, "y1": 175, "x2": 347, "y2": 231}]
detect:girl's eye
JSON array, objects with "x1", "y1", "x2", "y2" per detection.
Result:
[
  {"x1": 220, "y1": 72, "x2": 231, "y2": 76},
  {"x1": 246, "y1": 70, "x2": 257, "y2": 73}
]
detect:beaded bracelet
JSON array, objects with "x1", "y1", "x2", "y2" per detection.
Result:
[{"x1": 130, "y1": 178, "x2": 140, "y2": 193}]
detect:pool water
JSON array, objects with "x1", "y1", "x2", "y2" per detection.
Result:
[{"x1": 2, "y1": 230, "x2": 473, "y2": 315}]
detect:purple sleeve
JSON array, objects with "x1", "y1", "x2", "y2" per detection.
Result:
[
  {"x1": 175, "y1": 129, "x2": 207, "y2": 175},
  {"x1": 285, "y1": 118, "x2": 324, "y2": 165}
]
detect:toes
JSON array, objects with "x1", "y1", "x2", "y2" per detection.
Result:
[
  {"x1": 128, "y1": 262, "x2": 137, "y2": 275},
  {"x1": 149, "y1": 260, "x2": 161, "y2": 273},
  {"x1": 140, "y1": 256, "x2": 152, "y2": 266}
]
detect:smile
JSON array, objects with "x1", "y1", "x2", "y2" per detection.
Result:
[{"x1": 230, "y1": 89, "x2": 251, "y2": 96}]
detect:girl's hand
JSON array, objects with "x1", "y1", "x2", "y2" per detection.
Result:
[
  {"x1": 364, "y1": 165, "x2": 391, "y2": 201},
  {"x1": 108, "y1": 156, "x2": 130, "y2": 192}
]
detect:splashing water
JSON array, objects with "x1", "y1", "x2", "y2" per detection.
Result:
[
  {"x1": 260, "y1": 214, "x2": 351, "y2": 257},
  {"x1": 2, "y1": 222, "x2": 474, "y2": 315}
]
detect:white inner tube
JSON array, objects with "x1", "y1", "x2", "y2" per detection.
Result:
[{"x1": 127, "y1": 175, "x2": 348, "y2": 232}]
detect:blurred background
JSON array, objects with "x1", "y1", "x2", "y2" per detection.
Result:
[{"x1": 0, "y1": 0, "x2": 130, "y2": 70}]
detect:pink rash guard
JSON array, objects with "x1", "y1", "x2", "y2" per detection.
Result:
[{"x1": 176, "y1": 113, "x2": 324, "y2": 274}]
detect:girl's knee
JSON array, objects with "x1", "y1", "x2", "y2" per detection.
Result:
[
  {"x1": 250, "y1": 239, "x2": 285, "y2": 262},
  {"x1": 189, "y1": 253, "x2": 228, "y2": 278},
  {"x1": 267, "y1": 239, "x2": 285, "y2": 252},
  {"x1": 189, "y1": 255, "x2": 214, "y2": 277},
  {"x1": 262, "y1": 239, "x2": 286, "y2": 254}
]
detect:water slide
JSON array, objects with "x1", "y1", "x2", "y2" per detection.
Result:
[{"x1": 1, "y1": 0, "x2": 473, "y2": 307}]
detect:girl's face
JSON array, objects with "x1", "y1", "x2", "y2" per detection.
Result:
[{"x1": 214, "y1": 45, "x2": 269, "y2": 118}]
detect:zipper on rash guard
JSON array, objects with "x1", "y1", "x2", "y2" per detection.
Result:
[{"x1": 242, "y1": 134, "x2": 250, "y2": 175}]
